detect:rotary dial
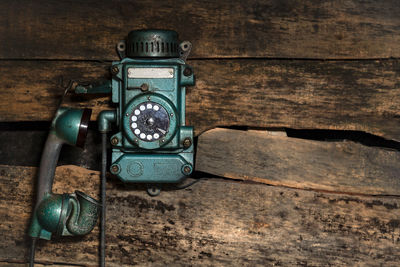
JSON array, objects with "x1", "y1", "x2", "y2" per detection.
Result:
[{"x1": 130, "y1": 101, "x2": 170, "y2": 142}]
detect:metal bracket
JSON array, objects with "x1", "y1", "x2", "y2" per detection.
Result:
[
  {"x1": 116, "y1": 40, "x2": 126, "y2": 59},
  {"x1": 179, "y1": 41, "x2": 192, "y2": 62},
  {"x1": 147, "y1": 184, "x2": 161, "y2": 196}
]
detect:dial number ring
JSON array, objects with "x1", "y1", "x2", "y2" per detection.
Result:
[{"x1": 129, "y1": 101, "x2": 170, "y2": 142}]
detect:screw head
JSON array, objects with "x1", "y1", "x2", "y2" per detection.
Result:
[
  {"x1": 183, "y1": 138, "x2": 192, "y2": 148},
  {"x1": 111, "y1": 137, "x2": 119, "y2": 146},
  {"x1": 111, "y1": 66, "x2": 119, "y2": 75},
  {"x1": 182, "y1": 165, "x2": 192, "y2": 175},
  {"x1": 140, "y1": 83, "x2": 149, "y2": 92},
  {"x1": 183, "y1": 67, "x2": 192, "y2": 77},
  {"x1": 111, "y1": 164, "x2": 120, "y2": 174}
]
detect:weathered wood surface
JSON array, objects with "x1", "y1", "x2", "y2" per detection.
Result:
[
  {"x1": 196, "y1": 128, "x2": 400, "y2": 195},
  {"x1": 1, "y1": 164, "x2": 400, "y2": 266},
  {"x1": 0, "y1": 264, "x2": 69, "y2": 267},
  {"x1": 1, "y1": 59, "x2": 400, "y2": 140},
  {"x1": 1, "y1": 0, "x2": 400, "y2": 60}
]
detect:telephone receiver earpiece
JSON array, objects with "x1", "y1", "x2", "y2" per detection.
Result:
[{"x1": 29, "y1": 107, "x2": 100, "y2": 240}]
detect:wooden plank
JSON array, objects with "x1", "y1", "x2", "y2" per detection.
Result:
[
  {"x1": 1, "y1": 165, "x2": 400, "y2": 266},
  {"x1": 0, "y1": 263, "x2": 76, "y2": 267},
  {"x1": 196, "y1": 128, "x2": 400, "y2": 195},
  {"x1": 0, "y1": 1, "x2": 400, "y2": 60},
  {"x1": 1, "y1": 59, "x2": 400, "y2": 140}
]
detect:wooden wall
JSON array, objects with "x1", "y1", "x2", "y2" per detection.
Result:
[{"x1": 0, "y1": 1, "x2": 399, "y2": 266}]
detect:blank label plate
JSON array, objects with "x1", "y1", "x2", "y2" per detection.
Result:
[{"x1": 127, "y1": 67, "x2": 174, "y2": 79}]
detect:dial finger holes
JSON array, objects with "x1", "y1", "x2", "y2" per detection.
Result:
[{"x1": 130, "y1": 101, "x2": 170, "y2": 143}]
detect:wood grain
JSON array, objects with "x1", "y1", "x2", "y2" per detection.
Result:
[
  {"x1": 196, "y1": 128, "x2": 400, "y2": 195},
  {"x1": 0, "y1": 263, "x2": 75, "y2": 267},
  {"x1": 1, "y1": 59, "x2": 400, "y2": 140},
  {"x1": 1, "y1": 1, "x2": 400, "y2": 60},
  {"x1": 1, "y1": 165, "x2": 400, "y2": 266}
]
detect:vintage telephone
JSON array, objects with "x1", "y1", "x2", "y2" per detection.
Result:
[{"x1": 28, "y1": 30, "x2": 195, "y2": 266}]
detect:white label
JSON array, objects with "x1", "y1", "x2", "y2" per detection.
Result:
[{"x1": 127, "y1": 67, "x2": 174, "y2": 79}]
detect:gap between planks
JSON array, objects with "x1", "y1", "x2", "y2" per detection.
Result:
[{"x1": 196, "y1": 128, "x2": 400, "y2": 196}]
